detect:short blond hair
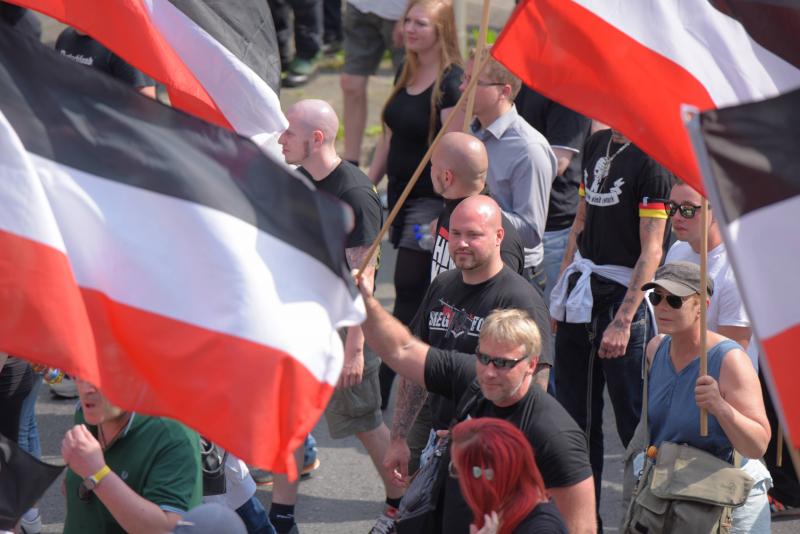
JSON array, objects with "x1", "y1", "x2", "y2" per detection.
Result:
[
  {"x1": 479, "y1": 309, "x2": 541, "y2": 359},
  {"x1": 469, "y1": 45, "x2": 522, "y2": 99}
]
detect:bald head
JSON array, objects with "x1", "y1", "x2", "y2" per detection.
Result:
[
  {"x1": 286, "y1": 99, "x2": 339, "y2": 146},
  {"x1": 431, "y1": 132, "x2": 488, "y2": 197},
  {"x1": 448, "y1": 195, "x2": 504, "y2": 281}
]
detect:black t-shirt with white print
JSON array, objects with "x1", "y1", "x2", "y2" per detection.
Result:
[
  {"x1": 430, "y1": 197, "x2": 525, "y2": 280},
  {"x1": 410, "y1": 266, "x2": 552, "y2": 429},
  {"x1": 424, "y1": 348, "x2": 591, "y2": 534},
  {"x1": 577, "y1": 129, "x2": 673, "y2": 268}
]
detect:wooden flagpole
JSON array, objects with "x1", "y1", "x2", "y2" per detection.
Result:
[
  {"x1": 700, "y1": 199, "x2": 710, "y2": 436},
  {"x1": 462, "y1": 0, "x2": 492, "y2": 132},
  {"x1": 356, "y1": 53, "x2": 492, "y2": 276}
]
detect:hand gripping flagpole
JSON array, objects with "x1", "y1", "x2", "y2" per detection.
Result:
[
  {"x1": 356, "y1": 53, "x2": 492, "y2": 276},
  {"x1": 462, "y1": 0, "x2": 492, "y2": 132},
  {"x1": 700, "y1": 199, "x2": 710, "y2": 436}
]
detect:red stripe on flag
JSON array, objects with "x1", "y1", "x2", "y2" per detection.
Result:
[
  {"x1": 493, "y1": 0, "x2": 716, "y2": 193},
  {"x1": 762, "y1": 324, "x2": 800, "y2": 447},
  {"x1": 15, "y1": 0, "x2": 231, "y2": 129},
  {"x1": 0, "y1": 229, "x2": 330, "y2": 473}
]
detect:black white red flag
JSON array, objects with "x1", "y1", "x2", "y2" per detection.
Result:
[
  {"x1": 493, "y1": 0, "x2": 800, "y2": 194},
  {"x1": 0, "y1": 28, "x2": 361, "y2": 474},
  {"x1": 11, "y1": 0, "x2": 286, "y2": 148},
  {"x1": 694, "y1": 87, "x2": 800, "y2": 450}
]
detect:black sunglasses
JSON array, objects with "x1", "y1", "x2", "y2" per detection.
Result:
[
  {"x1": 666, "y1": 200, "x2": 704, "y2": 219},
  {"x1": 648, "y1": 292, "x2": 691, "y2": 309},
  {"x1": 475, "y1": 351, "x2": 530, "y2": 369}
]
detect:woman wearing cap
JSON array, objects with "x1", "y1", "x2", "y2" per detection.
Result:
[
  {"x1": 450, "y1": 417, "x2": 567, "y2": 534},
  {"x1": 642, "y1": 261, "x2": 771, "y2": 532}
]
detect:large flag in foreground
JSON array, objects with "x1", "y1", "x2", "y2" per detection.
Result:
[
  {"x1": 0, "y1": 28, "x2": 362, "y2": 473},
  {"x1": 12, "y1": 0, "x2": 286, "y2": 145},
  {"x1": 694, "y1": 88, "x2": 800, "y2": 449},
  {"x1": 493, "y1": 0, "x2": 800, "y2": 194}
]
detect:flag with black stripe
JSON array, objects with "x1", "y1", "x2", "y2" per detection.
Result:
[
  {"x1": 698, "y1": 86, "x2": 800, "y2": 450},
  {"x1": 0, "y1": 26, "x2": 361, "y2": 474},
  {"x1": 11, "y1": 0, "x2": 286, "y2": 148}
]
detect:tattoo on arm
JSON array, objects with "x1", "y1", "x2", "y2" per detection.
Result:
[
  {"x1": 346, "y1": 246, "x2": 378, "y2": 271},
  {"x1": 390, "y1": 377, "x2": 428, "y2": 440},
  {"x1": 615, "y1": 217, "x2": 667, "y2": 322}
]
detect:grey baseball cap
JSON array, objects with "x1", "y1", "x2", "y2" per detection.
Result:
[
  {"x1": 172, "y1": 503, "x2": 247, "y2": 534},
  {"x1": 641, "y1": 261, "x2": 714, "y2": 297}
]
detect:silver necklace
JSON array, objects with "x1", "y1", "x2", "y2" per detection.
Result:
[{"x1": 598, "y1": 136, "x2": 631, "y2": 182}]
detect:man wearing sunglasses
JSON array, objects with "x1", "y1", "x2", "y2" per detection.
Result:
[
  {"x1": 664, "y1": 180, "x2": 756, "y2": 367},
  {"x1": 354, "y1": 274, "x2": 596, "y2": 534},
  {"x1": 61, "y1": 379, "x2": 202, "y2": 533}
]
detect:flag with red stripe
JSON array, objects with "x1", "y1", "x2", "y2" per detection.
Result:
[
  {"x1": 0, "y1": 28, "x2": 360, "y2": 474},
  {"x1": 695, "y1": 87, "x2": 800, "y2": 449},
  {"x1": 493, "y1": 0, "x2": 800, "y2": 194},
  {"x1": 11, "y1": 0, "x2": 286, "y2": 147}
]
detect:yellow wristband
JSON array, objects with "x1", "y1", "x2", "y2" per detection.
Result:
[{"x1": 88, "y1": 464, "x2": 111, "y2": 486}]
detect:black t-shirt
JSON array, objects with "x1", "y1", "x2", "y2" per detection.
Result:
[
  {"x1": 424, "y1": 348, "x2": 592, "y2": 533},
  {"x1": 0, "y1": 356, "x2": 34, "y2": 397},
  {"x1": 55, "y1": 28, "x2": 155, "y2": 88},
  {"x1": 411, "y1": 266, "x2": 553, "y2": 429},
  {"x1": 383, "y1": 65, "x2": 463, "y2": 211},
  {"x1": 430, "y1": 197, "x2": 525, "y2": 280},
  {"x1": 516, "y1": 86, "x2": 591, "y2": 232},
  {"x1": 513, "y1": 501, "x2": 568, "y2": 534},
  {"x1": 303, "y1": 161, "x2": 384, "y2": 249},
  {"x1": 578, "y1": 129, "x2": 674, "y2": 267}
]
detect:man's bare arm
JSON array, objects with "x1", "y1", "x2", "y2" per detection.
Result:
[
  {"x1": 549, "y1": 477, "x2": 597, "y2": 534},
  {"x1": 558, "y1": 198, "x2": 586, "y2": 278},
  {"x1": 599, "y1": 216, "x2": 666, "y2": 357},
  {"x1": 552, "y1": 147, "x2": 576, "y2": 177},
  {"x1": 390, "y1": 377, "x2": 428, "y2": 440},
  {"x1": 340, "y1": 247, "x2": 377, "y2": 387}
]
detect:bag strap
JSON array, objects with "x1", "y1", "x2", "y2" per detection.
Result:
[{"x1": 642, "y1": 336, "x2": 670, "y2": 446}]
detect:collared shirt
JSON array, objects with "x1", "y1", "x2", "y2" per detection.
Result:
[
  {"x1": 472, "y1": 105, "x2": 557, "y2": 268},
  {"x1": 64, "y1": 410, "x2": 202, "y2": 534},
  {"x1": 347, "y1": 0, "x2": 407, "y2": 21}
]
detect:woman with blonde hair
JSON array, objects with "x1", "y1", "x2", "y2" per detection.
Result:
[
  {"x1": 368, "y1": 0, "x2": 464, "y2": 404},
  {"x1": 450, "y1": 417, "x2": 567, "y2": 534}
]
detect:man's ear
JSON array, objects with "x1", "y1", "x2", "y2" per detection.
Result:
[
  {"x1": 312, "y1": 129, "x2": 325, "y2": 148},
  {"x1": 496, "y1": 226, "x2": 505, "y2": 246}
]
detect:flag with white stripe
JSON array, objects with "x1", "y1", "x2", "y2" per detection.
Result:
[
  {"x1": 12, "y1": 0, "x2": 286, "y2": 147},
  {"x1": 493, "y1": 0, "x2": 800, "y2": 194},
  {"x1": 0, "y1": 27, "x2": 360, "y2": 474},
  {"x1": 697, "y1": 87, "x2": 800, "y2": 449}
]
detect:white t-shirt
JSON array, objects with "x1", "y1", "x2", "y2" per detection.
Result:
[
  {"x1": 347, "y1": 0, "x2": 407, "y2": 21},
  {"x1": 665, "y1": 241, "x2": 758, "y2": 369}
]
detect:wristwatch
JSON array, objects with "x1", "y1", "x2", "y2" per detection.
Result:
[{"x1": 83, "y1": 465, "x2": 111, "y2": 490}]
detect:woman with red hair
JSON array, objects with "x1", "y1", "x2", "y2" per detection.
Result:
[{"x1": 450, "y1": 417, "x2": 567, "y2": 534}]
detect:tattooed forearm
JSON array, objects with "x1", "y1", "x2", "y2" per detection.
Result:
[
  {"x1": 390, "y1": 376, "x2": 428, "y2": 440},
  {"x1": 614, "y1": 217, "x2": 667, "y2": 323},
  {"x1": 346, "y1": 245, "x2": 378, "y2": 271}
]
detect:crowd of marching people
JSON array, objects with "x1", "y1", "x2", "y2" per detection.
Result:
[{"x1": 1, "y1": 1, "x2": 799, "y2": 533}]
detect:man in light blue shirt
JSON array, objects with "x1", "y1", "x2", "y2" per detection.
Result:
[{"x1": 462, "y1": 47, "x2": 557, "y2": 289}]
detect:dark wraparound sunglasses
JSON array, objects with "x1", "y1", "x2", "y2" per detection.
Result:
[
  {"x1": 648, "y1": 292, "x2": 691, "y2": 309},
  {"x1": 667, "y1": 200, "x2": 705, "y2": 219},
  {"x1": 475, "y1": 351, "x2": 530, "y2": 369}
]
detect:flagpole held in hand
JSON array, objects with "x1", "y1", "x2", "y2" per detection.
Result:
[
  {"x1": 462, "y1": 0, "x2": 492, "y2": 132},
  {"x1": 356, "y1": 53, "x2": 492, "y2": 276},
  {"x1": 700, "y1": 199, "x2": 710, "y2": 437}
]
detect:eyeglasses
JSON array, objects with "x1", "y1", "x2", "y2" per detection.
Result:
[
  {"x1": 666, "y1": 200, "x2": 704, "y2": 219},
  {"x1": 475, "y1": 351, "x2": 530, "y2": 369},
  {"x1": 448, "y1": 460, "x2": 494, "y2": 481},
  {"x1": 648, "y1": 292, "x2": 691, "y2": 309},
  {"x1": 460, "y1": 75, "x2": 506, "y2": 87}
]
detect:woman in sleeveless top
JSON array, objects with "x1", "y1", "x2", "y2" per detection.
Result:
[
  {"x1": 451, "y1": 417, "x2": 567, "y2": 534},
  {"x1": 642, "y1": 261, "x2": 771, "y2": 532}
]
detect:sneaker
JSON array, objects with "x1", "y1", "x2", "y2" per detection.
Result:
[
  {"x1": 283, "y1": 55, "x2": 320, "y2": 88},
  {"x1": 251, "y1": 458, "x2": 320, "y2": 487},
  {"x1": 369, "y1": 506, "x2": 398, "y2": 534},
  {"x1": 20, "y1": 508, "x2": 42, "y2": 534},
  {"x1": 321, "y1": 39, "x2": 342, "y2": 55},
  {"x1": 49, "y1": 376, "x2": 78, "y2": 398},
  {"x1": 769, "y1": 494, "x2": 800, "y2": 517}
]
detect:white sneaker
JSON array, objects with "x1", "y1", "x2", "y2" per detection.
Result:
[
  {"x1": 20, "y1": 508, "x2": 42, "y2": 534},
  {"x1": 49, "y1": 376, "x2": 78, "y2": 398}
]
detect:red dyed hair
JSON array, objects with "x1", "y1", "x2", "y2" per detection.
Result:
[{"x1": 451, "y1": 417, "x2": 547, "y2": 534}]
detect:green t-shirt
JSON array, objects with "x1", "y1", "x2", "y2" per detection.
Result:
[{"x1": 64, "y1": 410, "x2": 202, "y2": 534}]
